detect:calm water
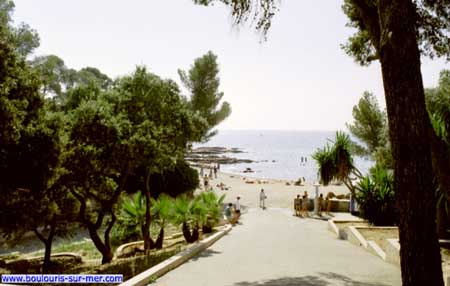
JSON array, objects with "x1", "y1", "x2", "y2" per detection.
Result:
[{"x1": 197, "y1": 130, "x2": 373, "y2": 182}]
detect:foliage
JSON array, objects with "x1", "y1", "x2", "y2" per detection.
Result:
[
  {"x1": 0, "y1": 0, "x2": 39, "y2": 57},
  {"x1": 198, "y1": 192, "x2": 225, "y2": 233},
  {"x1": 172, "y1": 194, "x2": 206, "y2": 243},
  {"x1": 356, "y1": 166, "x2": 396, "y2": 226},
  {"x1": 313, "y1": 132, "x2": 360, "y2": 195},
  {"x1": 426, "y1": 70, "x2": 450, "y2": 144},
  {"x1": 179, "y1": 51, "x2": 231, "y2": 141},
  {"x1": 0, "y1": 8, "x2": 75, "y2": 272},
  {"x1": 112, "y1": 193, "x2": 146, "y2": 246},
  {"x1": 346, "y1": 91, "x2": 387, "y2": 156},
  {"x1": 341, "y1": 0, "x2": 450, "y2": 65}
]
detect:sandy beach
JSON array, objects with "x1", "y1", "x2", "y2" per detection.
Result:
[{"x1": 196, "y1": 171, "x2": 351, "y2": 209}]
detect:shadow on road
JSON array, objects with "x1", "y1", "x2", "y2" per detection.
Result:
[
  {"x1": 191, "y1": 248, "x2": 222, "y2": 261},
  {"x1": 233, "y1": 272, "x2": 390, "y2": 286}
]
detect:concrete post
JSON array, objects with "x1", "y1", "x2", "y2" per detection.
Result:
[{"x1": 313, "y1": 182, "x2": 320, "y2": 215}]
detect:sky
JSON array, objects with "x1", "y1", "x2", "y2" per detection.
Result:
[{"x1": 12, "y1": 0, "x2": 449, "y2": 131}]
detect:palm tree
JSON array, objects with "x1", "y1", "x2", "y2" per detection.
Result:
[
  {"x1": 150, "y1": 194, "x2": 174, "y2": 249},
  {"x1": 198, "y1": 192, "x2": 225, "y2": 233},
  {"x1": 172, "y1": 194, "x2": 207, "y2": 243},
  {"x1": 118, "y1": 192, "x2": 147, "y2": 240},
  {"x1": 312, "y1": 131, "x2": 362, "y2": 197}
]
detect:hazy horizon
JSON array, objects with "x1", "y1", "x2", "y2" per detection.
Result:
[{"x1": 12, "y1": 0, "x2": 448, "y2": 131}]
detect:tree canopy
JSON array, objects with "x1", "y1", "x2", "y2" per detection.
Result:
[
  {"x1": 179, "y1": 51, "x2": 231, "y2": 141},
  {"x1": 346, "y1": 91, "x2": 387, "y2": 156}
]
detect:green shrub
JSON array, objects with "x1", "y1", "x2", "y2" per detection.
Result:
[{"x1": 356, "y1": 166, "x2": 397, "y2": 226}]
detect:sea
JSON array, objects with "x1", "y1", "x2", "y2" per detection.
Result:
[{"x1": 196, "y1": 130, "x2": 373, "y2": 182}]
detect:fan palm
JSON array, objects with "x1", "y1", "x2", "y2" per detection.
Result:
[
  {"x1": 119, "y1": 192, "x2": 146, "y2": 239},
  {"x1": 172, "y1": 194, "x2": 207, "y2": 243},
  {"x1": 199, "y1": 192, "x2": 225, "y2": 233},
  {"x1": 150, "y1": 194, "x2": 174, "y2": 249}
]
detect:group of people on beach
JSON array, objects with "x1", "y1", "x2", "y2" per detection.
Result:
[
  {"x1": 294, "y1": 192, "x2": 332, "y2": 217},
  {"x1": 202, "y1": 163, "x2": 220, "y2": 191},
  {"x1": 224, "y1": 196, "x2": 241, "y2": 225}
]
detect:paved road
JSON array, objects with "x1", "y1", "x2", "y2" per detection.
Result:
[{"x1": 155, "y1": 208, "x2": 401, "y2": 286}]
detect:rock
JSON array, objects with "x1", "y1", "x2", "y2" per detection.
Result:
[
  {"x1": 243, "y1": 167, "x2": 254, "y2": 173},
  {"x1": 326, "y1": 192, "x2": 336, "y2": 199},
  {"x1": 286, "y1": 182, "x2": 291, "y2": 186}
]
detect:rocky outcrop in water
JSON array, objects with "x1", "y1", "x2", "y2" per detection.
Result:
[{"x1": 187, "y1": 146, "x2": 253, "y2": 165}]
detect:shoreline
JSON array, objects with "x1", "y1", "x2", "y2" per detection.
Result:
[{"x1": 197, "y1": 170, "x2": 351, "y2": 209}]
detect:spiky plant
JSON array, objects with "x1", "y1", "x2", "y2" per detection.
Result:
[
  {"x1": 172, "y1": 194, "x2": 207, "y2": 243},
  {"x1": 199, "y1": 192, "x2": 225, "y2": 233},
  {"x1": 357, "y1": 166, "x2": 396, "y2": 226},
  {"x1": 150, "y1": 194, "x2": 174, "y2": 249},
  {"x1": 313, "y1": 131, "x2": 362, "y2": 196}
]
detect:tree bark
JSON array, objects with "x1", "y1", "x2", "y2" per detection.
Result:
[
  {"x1": 182, "y1": 222, "x2": 193, "y2": 243},
  {"x1": 33, "y1": 217, "x2": 56, "y2": 273},
  {"x1": 155, "y1": 227, "x2": 164, "y2": 249},
  {"x1": 430, "y1": 129, "x2": 450, "y2": 238},
  {"x1": 87, "y1": 226, "x2": 112, "y2": 264},
  {"x1": 377, "y1": 0, "x2": 444, "y2": 285},
  {"x1": 143, "y1": 170, "x2": 152, "y2": 253}
]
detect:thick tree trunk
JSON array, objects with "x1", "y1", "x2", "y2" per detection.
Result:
[
  {"x1": 34, "y1": 216, "x2": 57, "y2": 273},
  {"x1": 182, "y1": 222, "x2": 193, "y2": 243},
  {"x1": 88, "y1": 226, "x2": 113, "y2": 264},
  {"x1": 378, "y1": 0, "x2": 443, "y2": 285},
  {"x1": 191, "y1": 225, "x2": 199, "y2": 242},
  {"x1": 430, "y1": 130, "x2": 450, "y2": 238}
]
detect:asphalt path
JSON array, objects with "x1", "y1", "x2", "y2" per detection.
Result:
[{"x1": 154, "y1": 208, "x2": 401, "y2": 286}]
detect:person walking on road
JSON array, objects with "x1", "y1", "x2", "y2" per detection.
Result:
[{"x1": 259, "y1": 189, "x2": 267, "y2": 209}]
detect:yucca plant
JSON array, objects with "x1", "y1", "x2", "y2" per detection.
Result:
[
  {"x1": 150, "y1": 194, "x2": 174, "y2": 249},
  {"x1": 313, "y1": 131, "x2": 362, "y2": 197}
]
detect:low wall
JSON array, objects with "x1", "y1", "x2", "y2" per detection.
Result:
[
  {"x1": 303, "y1": 199, "x2": 349, "y2": 212},
  {"x1": 119, "y1": 225, "x2": 232, "y2": 286}
]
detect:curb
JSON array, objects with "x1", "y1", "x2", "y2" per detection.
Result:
[
  {"x1": 119, "y1": 224, "x2": 232, "y2": 286},
  {"x1": 327, "y1": 220, "x2": 339, "y2": 237},
  {"x1": 367, "y1": 240, "x2": 386, "y2": 260},
  {"x1": 347, "y1": 226, "x2": 368, "y2": 248}
]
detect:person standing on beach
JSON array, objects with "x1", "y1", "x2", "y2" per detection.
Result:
[
  {"x1": 259, "y1": 189, "x2": 267, "y2": 209},
  {"x1": 225, "y1": 203, "x2": 233, "y2": 225},
  {"x1": 203, "y1": 175, "x2": 209, "y2": 191},
  {"x1": 318, "y1": 193, "x2": 324, "y2": 216},
  {"x1": 200, "y1": 165, "x2": 204, "y2": 177},
  {"x1": 294, "y1": 195, "x2": 301, "y2": 216},
  {"x1": 302, "y1": 191, "x2": 308, "y2": 217},
  {"x1": 209, "y1": 167, "x2": 213, "y2": 179},
  {"x1": 325, "y1": 196, "x2": 332, "y2": 215},
  {"x1": 213, "y1": 165, "x2": 217, "y2": 179},
  {"x1": 234, "y1": 196, "x2": 241, "y2": 223}
]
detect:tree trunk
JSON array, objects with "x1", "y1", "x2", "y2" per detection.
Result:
[
  {"x1": 191, "y1": 225, "x2": 199, "y2": 242},
  {"x1": 182, "y1": 222, "x2": 192, "y2": 243},
  {"x1": 155, "y1": 227, "x2": 164, "y2": 249},
  {"x1": 430, "y1": 129, "x2": 450, "y2": 238},
  {"x1": 143, "y1": 171, "x2": 152, "y2": 253},
  {"x1": 88, "y1": 226, "x2": 113, "y2": 264},
  {"x1": 378, "y1": 0, "x2": 444, "y2": 284},
  {"x1": 34, "y1": 216, "x2": 57, "y2": 273}
]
